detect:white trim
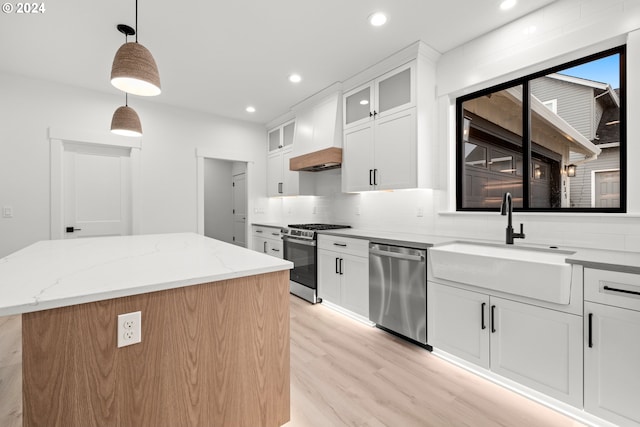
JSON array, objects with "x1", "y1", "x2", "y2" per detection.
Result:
[
  {"x1": 48, "y1": 127, "x2": 142, "y2": 149},
  {"x1": 49, "y1": 129, "x2": 141, "y2": 240},
  {"x1": 542, "y1": 99, "x2": 557, "y2": 114},
  {"x1": 595, "y1": 142, "x2": 620, "y2": 149}
]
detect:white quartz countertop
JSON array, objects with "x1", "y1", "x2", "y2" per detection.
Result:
[
  {"x1": 0, "y1": 233, "x2": 292, "y2": 316},
  {"x1": 318, "y1": 228, "x2": 640, "y2": 274}
]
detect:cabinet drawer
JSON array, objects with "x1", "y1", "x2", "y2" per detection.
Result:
[
  {"x1": 252, "y1": 226, "x2": 282, "y2": 240},
  {"x1": 318, "y1": 235, "x2": 369, "y2": 257},
  {"x1": 585, "y1": 268, "x2": 640, "y2": 312}
]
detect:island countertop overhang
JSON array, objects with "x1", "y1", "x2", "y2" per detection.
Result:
[{"x1": 0, "y1": 232, "x2": 293, "y2": 316}]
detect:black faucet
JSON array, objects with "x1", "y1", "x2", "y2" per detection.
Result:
[{"x1": 500, "y1": 192, "x2": 525, "y2": 245}]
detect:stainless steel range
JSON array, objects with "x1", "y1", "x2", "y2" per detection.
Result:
[{"x1": 282, "y1": 224, "x2": 351, "y2": 303}]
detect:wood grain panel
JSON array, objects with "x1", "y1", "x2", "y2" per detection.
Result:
[
  {"x1": 22, "y1": 271, "x2": 290, "y2": 427},
  {"x1": 289, "y1": 147, "x2": 342, "y2": 171}
]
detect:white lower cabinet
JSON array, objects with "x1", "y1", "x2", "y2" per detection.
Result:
[
  {"x1": 584, "y1": 267, "x2": 640, "y2": 427},
  {"x1": 584, "y1": 302, "x2": 640, "y2": 427},
  {"x1": 317, "y1": 235, "x2": 369, "y2": 318},
  {"x1": 251, "y1": 225, "x2": 283, "y2": 259},
  {"x1": 428, "y1": 282, "x2": 583, "y2": 407}
]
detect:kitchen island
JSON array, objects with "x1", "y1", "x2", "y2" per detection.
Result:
[{"x1": 0, "y1": 233, "x2": 292, "y2": 427}]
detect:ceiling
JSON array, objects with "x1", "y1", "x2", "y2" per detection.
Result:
[{"x1": 0, "y1": 0, "x2": 557, "y2": 125}]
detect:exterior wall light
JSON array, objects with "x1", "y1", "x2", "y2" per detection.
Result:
[{"x1": 565, "y1": 164, "x2": 577, "y2": 177}]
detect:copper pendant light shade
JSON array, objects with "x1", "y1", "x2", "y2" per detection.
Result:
[
  {"x1": 111, "y1": 104, "x2": 142, "y2": 137},
  {"x1": 111, "y1": 42, "x2": 161, "y2": 96}
]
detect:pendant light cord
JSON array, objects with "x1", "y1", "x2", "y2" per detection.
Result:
[
  {"x1": 135, "y1": 0, "x2": 138, "y2": 43},
  {"x1": 125, "y1": 92, "x2": 129, "y2": 106}
]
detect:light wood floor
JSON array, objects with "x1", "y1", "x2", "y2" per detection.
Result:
[
  {"x1": 286, "y1": 295, "x2": 585, "y2": 427},
  {"x1": 1, "y1": 296, "x2": 585, "y2": 427}
]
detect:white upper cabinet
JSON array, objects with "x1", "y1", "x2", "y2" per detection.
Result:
[
  {"x1": 343, "y1": 63, "x2": 415, "y2": 130},
  {"x1": 341, "y1": 42, "x2": 439, "y2": 192},
  {"x1": 268, "y1": 120, "x2": 294, "y2": 153},
  {"x1": 266, "y1": 119, "x2": 303, "y2": 197}
]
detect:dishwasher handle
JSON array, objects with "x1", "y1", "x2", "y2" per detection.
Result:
[{"x1": 369, "y1": 248, "x2": 424, "y2": 262}]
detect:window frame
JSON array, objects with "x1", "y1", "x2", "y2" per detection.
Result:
[{"x1": 455, "y1": 45, "x2": 626, "y2": 213}]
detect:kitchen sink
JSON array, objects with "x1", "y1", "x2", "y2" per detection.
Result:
[{"x1": 429, "y1": 241, "x2": 575, "y2": 304}]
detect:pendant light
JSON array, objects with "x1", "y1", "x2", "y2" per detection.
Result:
[
  {"x1": 110, "y1": 0, "x2": 161, "y2": 96},
  {"x1": 110, "y1": 25, "x2": 142, "y2": 137},
  {"x1": 111, "y1": 93, "x2": 142, "y2": 137}
]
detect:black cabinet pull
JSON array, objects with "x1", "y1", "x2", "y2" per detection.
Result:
[
  {"x1": 65, "y1": 227, "x2": 82, "y2": 233},
  {"x1": 333, "y1": 243, "x2": 347, "y2": 247},
  {"x1": 335, "y1": 257, "x2": 340, "y2": 274},
  {"x1": 369, "y1": 111, "x2": 373, "y2": 117},
  {"x1": 339, "y1": 258, "x2": 344, "y2": 275},
  {"x1": 588, "y1": 313, "x2": 593, "y2": 348},
  {"x1": 278, "y1": 182, "x2": 283, "y2": 194},
  {"x1": 263, "y1": 241, "x2": 267, "y2": 253},
  {"x1": 491, "y1": 305, "x2": 496, "y2": 333},
  {"x1": 603, "y1": 285, "x2": 640, "y2": 297},
  {"x1": 481, "y1": 302, "x2": 486, "y2": 330},
  {"x1": 373, "y1": 110, "x2": 378, "y2": 117},
  {"x1": 374, "y1": 169, "x2": 378, "y2": 186},
  {"x1": 369, "y1": 169, "x2": 374, "y2": 186}
]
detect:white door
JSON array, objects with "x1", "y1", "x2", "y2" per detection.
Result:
[
  {"x1": 342, "y1": 122, "x2": 374, "y2": 192},
  {"x1": 594, "y1": 170, "x2": 620, "y2": 208},
  {"x1": 490, "y1": 297, "x2": 583, "y2": 407},
  {"x1": 427, "y1": 283, "x2": 490, "y2": 368},
  {"x1": 232, "y1": 172, "x2": 246, "y2": 247},
  {"x1": 374, "y1": 108, "x2": 417, "y2": 190},
  {"x1": 267, "y1": 151, "x2": 283, "y2": 196},
  {"x1": 340, "y1": 253, "x2": 369, "y2": 318},
  {"x1": 317, "y1": 249, "x2": 341, "y2": 304},
  {"x1": 585, "y1": 302, "x2": 640, "y2": 426},
  {"x1": 63, "y1": 143, "x2": 132, "y2": 238}
]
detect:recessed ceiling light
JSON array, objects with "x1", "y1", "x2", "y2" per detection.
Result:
[
  {"x1": 500, "y1": 0, "x2": 516, "y2": 10},
  {"x1": 289, "y1": 74, "x2": 302, "y2": 83},
  {"x1": 246, "y1": 106, "x2": 256, "y2": 113},
  {"x1": 368, "y1": 12, "x2": 387, "y2": 27}
]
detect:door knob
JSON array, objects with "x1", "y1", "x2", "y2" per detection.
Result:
[{"x1": 65, "y1": 227, "x2": 82, "y2": 233}]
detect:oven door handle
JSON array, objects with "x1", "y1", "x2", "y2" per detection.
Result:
[{"x1": 282, "y1": 236, "x2": 316, "y2": 247}]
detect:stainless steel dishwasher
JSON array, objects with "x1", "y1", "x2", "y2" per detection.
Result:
[{"x1": 369, "y1": 242, "x2": 429, "y2": 348}]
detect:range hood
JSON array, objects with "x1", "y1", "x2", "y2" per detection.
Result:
[{"x1": 289, "y1": 147, "x2": 342, "y2": 172}]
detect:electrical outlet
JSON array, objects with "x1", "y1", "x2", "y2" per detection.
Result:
[
  {"x1": 417, "y1": 207, "x2": 424, "y2": 217},
  {"x1": 2, "y1": 206, "x2": 13, "y2": 218},
  {"x1": 117, "y1": 311, "x2": 141, "y2": 348}
]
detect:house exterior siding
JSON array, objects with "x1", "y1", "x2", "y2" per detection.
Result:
[
  {"x1": 569, "y1": 147, "x2": 620, "y2": 208},
  {"x1": 530, "y1": 77, "x2": 594, "y2": 140}
]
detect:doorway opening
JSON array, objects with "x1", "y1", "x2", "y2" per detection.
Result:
[{"x1": 203, "y1": 159, "x2": 247, "y2": 247}]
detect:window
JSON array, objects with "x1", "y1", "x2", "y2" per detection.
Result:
[{"x1": 456, "y1": 46, "x2": 626, "y2": 212}]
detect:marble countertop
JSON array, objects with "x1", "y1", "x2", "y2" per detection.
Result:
[{"x1": 0, "y1": 233, "x2": 292, "y2": 316}]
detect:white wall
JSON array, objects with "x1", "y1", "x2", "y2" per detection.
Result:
[
  {"x1": 0, "y1": 72, "x2": 266, "y2": 258},
  {"x1": 204, "y1": 158, "x2": 233, "y2": 243},
  {"x1": 264, "y1": 0, "x2": 640, "y2": 252}
]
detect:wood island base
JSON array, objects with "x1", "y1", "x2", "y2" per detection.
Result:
[{"x1": 21, "y1": 270, "x2": 290, "y2": 427}]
